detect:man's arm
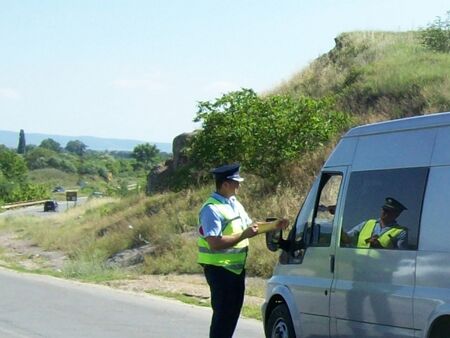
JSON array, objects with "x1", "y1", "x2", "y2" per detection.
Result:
[
  {"x1": 341, "y1": 221, "x2": 365, "y2": 246},
  {"x1": 340, "y1": 230, "x2": 353, "y2": 245},
  {"x1": 395, "y1": 230, "x2": 408, "y2": 249},
  {"x1": 206, "y1": 224, "x2": 258, "y2": 250}
]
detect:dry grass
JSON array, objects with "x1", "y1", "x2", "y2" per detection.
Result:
[
  {"x1": 272, "y1": 31, "x2": 450, "y2": 118},
  {"x1": 0, "y1": 173, "x2": 315, "y2": 279}
]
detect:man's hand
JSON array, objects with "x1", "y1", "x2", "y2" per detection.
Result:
[
  {"x1": 341, "y1": 230, "x2": 351, "y2": 245},
  {"x1": 242, "y1": 223, "x2": 259, "y2": 239},
  {"x1": 367, "y1": 235, "x2": 382, "y2": 248},
  {"x1": 275, "y1": 218, "x2": 289, "y2": 230}
]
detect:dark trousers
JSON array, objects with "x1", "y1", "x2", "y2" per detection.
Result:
[{"x1": 203, "y1": 265, "x2": 245, "y2": 338}]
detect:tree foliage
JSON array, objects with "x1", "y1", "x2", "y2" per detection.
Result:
[
  {"x1": 17, "y1": 129, "x2": 26, "y2": 154},
  {"x1": 40, "y1": 138, "x2": 62, "y2": 152},
  {"x1": 189, "y1": 89, "x2": 351, "y2": 181},
  {"x1": 0, "y1": 146, "x2": 28, "y2": 182},
  {"x1": 25, "y1": 147, "x2": 58, "y2": 170},
  {"x1": 65, "y1": 140, "x2": 87, "y2": 156},
  {"x1": 420, "y1": 10, "x2": 450, "y2": 53},
  {"x1": 0, "y1": 146, "x2": 48, "y2": 203},
  {"x1": 132, "y1": 143, "x2": 160, "y2": 170}
]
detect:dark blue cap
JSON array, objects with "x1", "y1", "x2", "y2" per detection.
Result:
[
  {"x1": 382, "y1": 197, "x2": 407, "y2": 211},
  {"x1": 211, "y1": 163, "x2": 244, "y2": 182}
]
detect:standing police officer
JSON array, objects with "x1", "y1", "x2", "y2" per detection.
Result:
[{"x1": 197, "y1": 163, "x2": 287, "y2": 338}]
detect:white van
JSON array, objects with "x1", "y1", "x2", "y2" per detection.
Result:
[{"x1": 263, "y1": 111, "x2": 450, "y2": 338}]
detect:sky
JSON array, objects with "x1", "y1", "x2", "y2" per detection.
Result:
[{"x1": 0, "y1": 1, "x2": 448, "y2": 143}]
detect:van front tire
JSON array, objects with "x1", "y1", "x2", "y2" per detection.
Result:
[
  {"x1": 430, "y1": 316, "x2": 450, "y2": 338},
  {"x1": 265, "y1": 303, "x2": 296, "y2": 338}
]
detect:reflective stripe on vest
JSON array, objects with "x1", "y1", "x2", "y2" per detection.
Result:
[
  {"x1": 357, "y1": 219, "x2": 405, "y2": 249},
  {"x1": 197, "y1": 197, "x2": 249, "y2": 274}
]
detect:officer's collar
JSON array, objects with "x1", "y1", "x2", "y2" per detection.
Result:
[
  {"x1": 378, "y1": 219, "x2": 399, "y2": 228},
  {"x1": 212, "y1": 192, "x2": 236, "y2": 204}
]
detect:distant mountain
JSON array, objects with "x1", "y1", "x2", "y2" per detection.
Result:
[{"x1": 0, "y1": 130, "x2": 172, "y2": 153}]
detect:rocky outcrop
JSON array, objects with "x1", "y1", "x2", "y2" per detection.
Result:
[
  {"x1": 105, "y1": 244, "x2": 156, "y2": 268},
  {"x1": 147, "y1": 131, "x2": 197, "y2": 194},
  {"x1": 172, "y1": 132, "x2": 193, "y2": 169}
]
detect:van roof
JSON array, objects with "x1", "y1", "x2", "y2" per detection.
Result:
[{"x1": 344, "y1": 111, "x2": 450, "y2": 138}]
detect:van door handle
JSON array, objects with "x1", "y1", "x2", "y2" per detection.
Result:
[{"x1": 330, "y1": 254, "x2": 335, "y2": 273}]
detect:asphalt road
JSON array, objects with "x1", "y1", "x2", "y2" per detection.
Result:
[
  {"x1": 0, "y1": 197, "x2": 87, "y2": 217},
  {"x1": 0, "y1": 268, "x2": 263, "y2": 338}
]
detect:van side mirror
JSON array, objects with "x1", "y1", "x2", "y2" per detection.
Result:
[{"x1": 266, "y1": 230, "x2": 282, "y2": 252}]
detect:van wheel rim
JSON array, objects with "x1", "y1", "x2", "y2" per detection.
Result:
[{"x1": 272, "y1": 319, "x2": 289, "y2": 338}]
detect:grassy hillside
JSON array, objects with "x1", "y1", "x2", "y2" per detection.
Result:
[
  {"x1": 273, "y1": 31, "x2": 450, "y2": 121},
  {"x1": 28, "y1": 169, "x2": 83, "y2": 192},
  {"x1": 2, "y1": 30, "x2": 450, "y2": 282},
  {"x1": 27, "y1": 168, "x2": 146, "y2": 198},
  {"x1": 1, "y1": 136, "x2": 332, "y2": 282},
  {"x1": 0, "y1": 172, "x2": 308, "y2": 279}
]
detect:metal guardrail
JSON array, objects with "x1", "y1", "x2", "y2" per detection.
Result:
[{"x1": 1, "y1": 200, "x2": 48, "y2": 210}]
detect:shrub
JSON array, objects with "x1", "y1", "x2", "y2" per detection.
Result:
[
  {"x1": 189, "y1": 89, "x2": 351, "y2": 183},
  {"x1": 0, "y1": 146, "x2": 28, "y2": 182},
  {"x1": 0, "y1": 147, "x2": 49, "y2": 203},
  {"x1": 25, "y1": 147, "x2": 56, "y2": 170},
  {"x1": 420, "y1": 11, "x2": 450, "y2": 53}
]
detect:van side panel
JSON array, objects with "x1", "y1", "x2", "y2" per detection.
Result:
[
  {"x1": 414, "y1": 253, "x2": 450, "y2": 332},
  {"x1": 331, "y1": 248, "x2": 416, "y2": 337},
  {"x1": 274, "y1": 248, "x2": 334, "y2": 338},
  {"x1": 351, "y1": 129, "x2": 436, "y2": 171},
  {"x1": 344, "y1": 112, "x2": 450, "y2": 138},
  {"x1": 324, "y1": 138, "x2": 357, "y2": 167},
  {"x1": 415, "y1": 166, "x2": 450, "y2": 332},
  {"x1": 418, "y1": 167, "x2": 450, "y2": 252},
  {"x1": 430, "y1": 126, "x2": 450, "y2": 165}
]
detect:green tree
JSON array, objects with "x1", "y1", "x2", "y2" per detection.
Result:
[
  {"x1": 132, "y1": 143, "x2": 160, "y2": 170},
  {"x1": 17, "y1": 129, "x2": 26, "y2": 154},
  {"x1": 66, "y1": 140, "x2": 87, "y2": 156},
  {"x1": 24, "y1": 147, "x2": 56, "y2": 170},
  {"x1": 0, "y1": 146, "x2": 48, "y2": 203},
  {"x1": 40, "y1": 138, "x2": 62, "y2": 152},
  {"x1": 189, "y1": 89, "x2": 351, "y2": 181},
  {"x1": 0, "y1": 146, "x2": 28, "y2": 182},
  {"x1": 25, "y1": 144, "x2": 36, "y2": 152},
  {"x1": 420, "y1": 10, "x2": 450, "y2": 53}
]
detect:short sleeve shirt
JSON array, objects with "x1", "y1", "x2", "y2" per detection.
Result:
[
  {"x1": 199, "y1": 192, "x2": 252, "y2": 237},
  {"x1": 346, "y1": 219, "x2": 408, "y2": 249}
]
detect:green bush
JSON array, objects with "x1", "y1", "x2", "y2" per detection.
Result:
[
  {"x1": 25, "y1": 147, "x2": 57, "y2": 170},
  {"x1": 420, "y1": 11, "x2": 450, "y2": 53},
  {"x1": 0, "y1": 146, "x2": 28, "y2": 182},
  {"x1": 0, "y1": 146, "x2": 48, "y2": 203},
  {"x1": 189, "y1": 89, "x2": 351, "y2": 182}
]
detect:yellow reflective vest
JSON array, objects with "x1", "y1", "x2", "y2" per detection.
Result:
[
  {"x1": 357, "y1": 219, "x2": 406, "y2": 249},
  {"x1": 197, "y1": 197, "x2": 249, "y2": 274}
]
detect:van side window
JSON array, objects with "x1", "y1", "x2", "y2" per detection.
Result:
[
  {"x1": 280, "y1": 173, "x2": 342, "y2": 264},
  {"x1": 292, "y1": 173, "x2": 342, "y2": 246},
  {"x1": 292, "y1": 178, "x2": 318, "y2": 243},
  {"x1": 278, "y1": 177, "x2": 319, "y2": 264},
  {"x1": 308, "y1": 174, "x2": 342, "y2": 247},
  {"x1": 341, "y1": 167, "x2": 428, "y2": 250}
]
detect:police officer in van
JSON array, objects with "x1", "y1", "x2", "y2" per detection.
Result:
[
  {"x1": 197, "y1": 163, "x2": 287, "y2": 338},
  {"x1": 342, "y1": 197, "x2": 408, "y2": 249}
]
